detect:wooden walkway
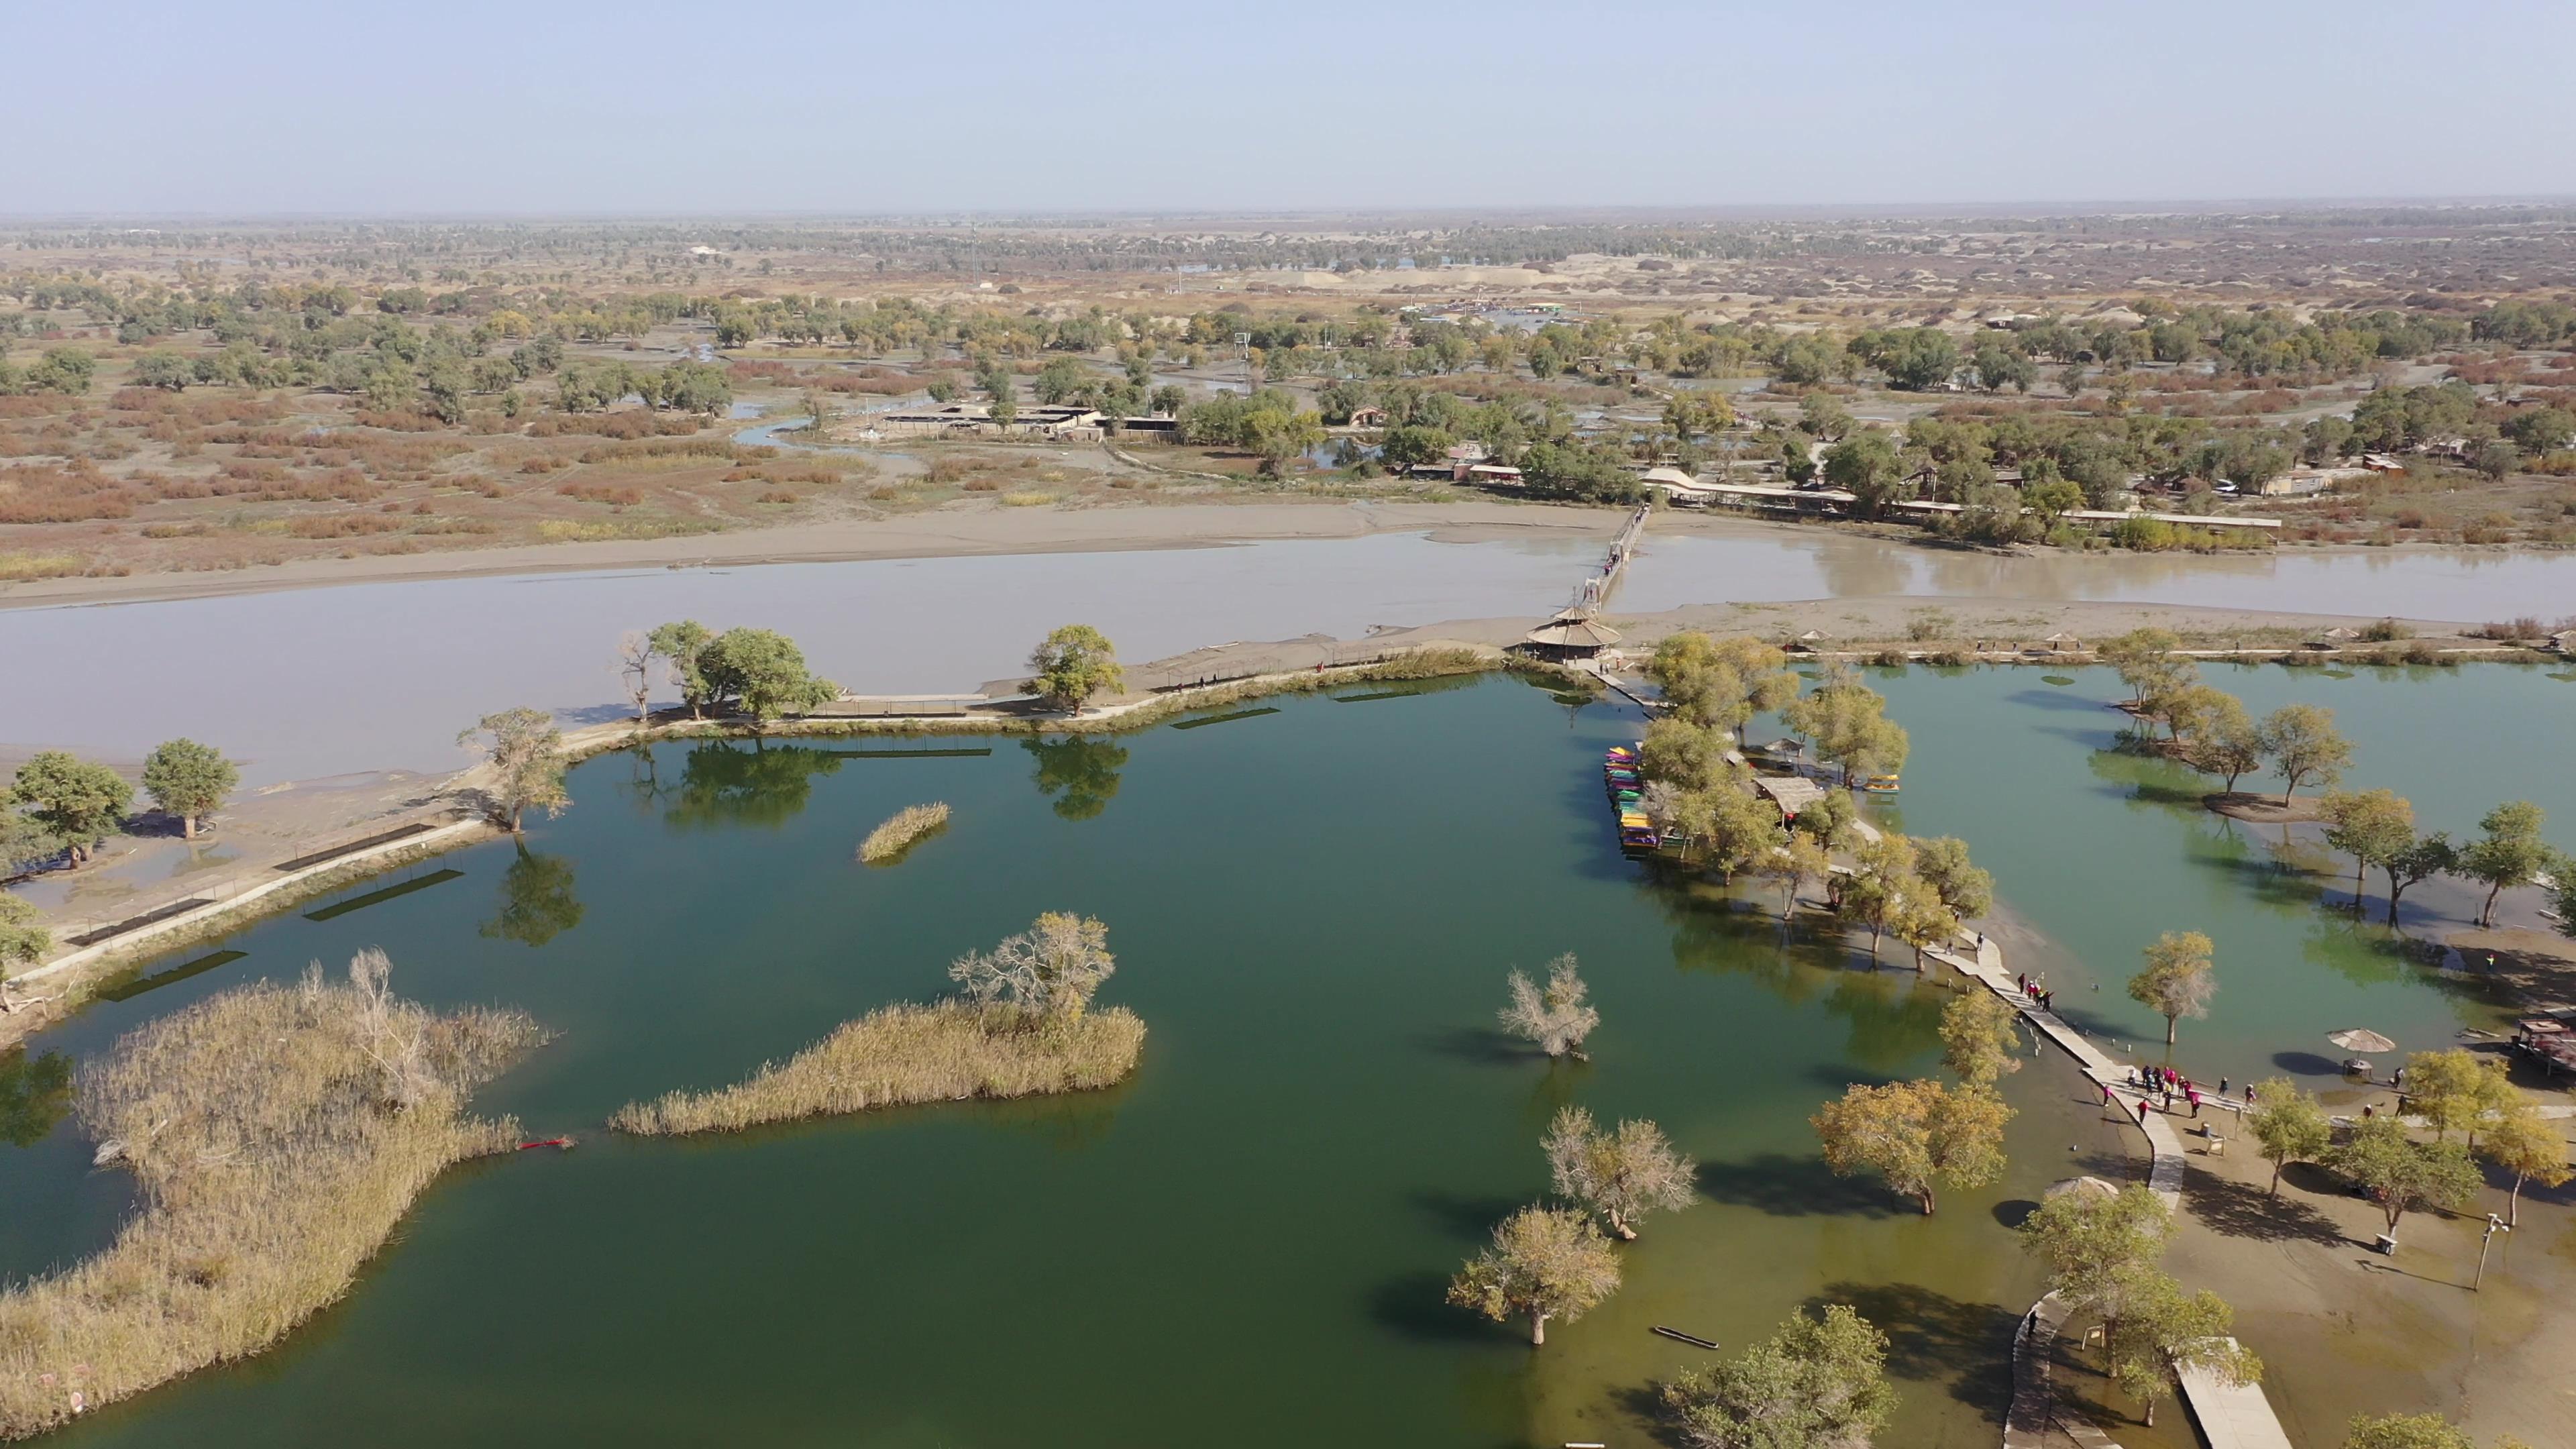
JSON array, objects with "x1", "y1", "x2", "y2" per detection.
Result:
[
  {"x1": 1569, "y1": 502, "x2": 1652, "y2": 614},
  {"x1": 2176, "y1": 1340, "x2": 2295, "y2": 1449},
  {"x1": 1931, "y1": 936, "x2": 2295, "y2": 1449},
  {"x1": 2009, "y1": 1293, "x2": 2126, "y2": 1449}
]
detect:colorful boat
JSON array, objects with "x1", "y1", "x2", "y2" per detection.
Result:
[{"x1": 1858, "y1": 774, "x2": 1901, "y2": 794}]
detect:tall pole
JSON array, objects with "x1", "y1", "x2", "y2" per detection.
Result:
[{"x1": 2475, "y1": 1214, "x2": 2510, "y2": 1291}]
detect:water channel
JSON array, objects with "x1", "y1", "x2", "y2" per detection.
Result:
[
  {"x1": 3, "y1": 663, "x2": 2566, "y2": 1447},
  {"x1": 5, "y1": 527, "x2": 2571, "y2": 785}
]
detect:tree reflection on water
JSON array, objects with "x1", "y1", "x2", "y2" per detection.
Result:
[{"x1": 1023, "y1": 735, "x2": 1128, "y2": 822}]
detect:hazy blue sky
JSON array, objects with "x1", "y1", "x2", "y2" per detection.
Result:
[{"x1": 8, "y1": 0, "x2": 2573, "y2": 215}]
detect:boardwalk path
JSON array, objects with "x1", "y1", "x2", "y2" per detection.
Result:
[{"x1": 1929, "y1": 938, "x2": 2292, "y2": 1449}]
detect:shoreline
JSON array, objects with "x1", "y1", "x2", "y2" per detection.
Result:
[
  {"x1": 5, "y1": 494, "x2": 2565, "y2": 614},
  {"x1": 0, "y1": 499, "x2": 1621, "y2": 612},
  {"x1": 0, "y1": 646, "x2": 1535, "y2": 1051}
]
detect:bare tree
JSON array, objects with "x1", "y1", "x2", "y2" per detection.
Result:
[
  {"x1": 618, "y1": 631, "x2": 657, "y2": 724},
  {"x1": 949, "y1": 912, "x2": 1118, "y2": 1022},
  {"x1": 1500, "y1": 954, "x2": 1600, "y2": 1059},
  {"x1": 1544, "y1": 1106, "x2": 1697, "y2": 1240},
  {"x1": 346, "y1": 947, "x2": 434, "y2": 1111}
]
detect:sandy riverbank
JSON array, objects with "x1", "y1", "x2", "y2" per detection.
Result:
[
  {"x1": 0, "y1": 499, "x2": 1627, "y2": 611},
  {"x1": 7, "y1": 492, "x2": 2565, "y2": 617}
]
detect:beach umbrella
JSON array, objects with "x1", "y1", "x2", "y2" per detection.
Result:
[{"x1": 2326, "y1": 1028, "x2": 2397, "y2": 1054}]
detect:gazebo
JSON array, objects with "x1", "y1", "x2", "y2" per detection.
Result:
[
  {"x1": 1786, "y1": 629, "x2": 1829, "y2": 653},
  {"x1": 2041, "y1": 631, "x2": 2084, "y2": 653},
  {"x1": 2309, "y1": 625, "x2": 2363, "y2": 650},
  {"x1": 1521, "y1": 614, "x2": 1623, "y2": 661}
]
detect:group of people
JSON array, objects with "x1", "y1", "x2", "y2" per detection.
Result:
[
  {"x1": 2015, "y1": 972, "x2": 2057, "y2": 1013},
  {"x1": 2112, "y1": 1062, "x2": 2242, "y2": 1120}
]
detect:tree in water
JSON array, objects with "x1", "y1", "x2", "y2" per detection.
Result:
[
  {"x1": 1543, "y1": 1106, "x2": 1697, "y2": 1240},
  {"x1": 480, "y1": 844, "x2": 585, "y2": 949},
  {"x1": 1912, "y1": 835, "x2": 1993, "y2": 924},
  {"x1": 1445, "y1": 1204, "x2": 1620, "y2": 1346},
  {"x1": 2459, "y1": 801, "x2": 2550, "y2": 928},
  {"x1": 456, "y1": 707, "x2": 570, "y2": 833},
  {"x1": 2255, "y1": 703, "x2": 2351, "y2": 800},
  {"x1": 1499, "y1": 954, "x2": 1600, "y2": 1059},
  {"x1": 1656, "y1": 1303, "x2": 1895, "y2": 1449},
  {"x1": 2127, "y1": 930, "x2": 2216, "y2": 1044},
  {"x1": 1023, "y1": 735, "x2": 1128, "y2": 820},
  {"x1": 1812, "y1": 1077, "x2": 2010, "y2": 1214},
  {"x1": 1937, "y1": 989, "x2": 2022, "y2": 1089},
  {"x1": 949, "y1": 912, "x2": 1117, "y2": 1022},
  {"x1": 141, "y1": 739, "x2": 239, "y2": 840}
]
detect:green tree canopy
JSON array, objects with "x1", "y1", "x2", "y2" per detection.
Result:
[
  {"x1": 0, "y1": 896, "x2": 52, "y2": 973},
  {"x1": 9, "y1": 752, "x2": 130, "y2": 867},
  {"x1": 141, "y1": 739, "x2": 239, "y2": 840},
  {"x1": 1027, "y1": 625, "x2": 1124, "y2": 711},
  {"x1": 2257, "y1": 703, "x2": 2352, "y2": 800},
  {"x1": 2328, "y1": 1116, "x2": 2483, "y2": 1244},
  {"x1": 2129, "y1": 930, "x2": 2216, "y2": 1044},
  {"x1": 702, "y1": 628, "x2": 838, "y2": 720},
  {"x1": 2245, "y1": 1077, "x2": 2332, "y2": 1196},
  {"x1": 1656, "y1": 1304, "x2": 1895, "y2": 1449}
]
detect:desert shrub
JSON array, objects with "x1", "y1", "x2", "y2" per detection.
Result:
[
  {"x1": 2359, "y1": 618, "x2": 2411, "y2": 642},
  {"x1": 0, "y1": 462, "x2": 134, "y2": 522},
  {"x1": 2471, "y1": 617, "x2": 2544, "y2": 641},
  {"x1": 0, "y1": 551, "x2": 89, "y2": 581},
  {"x1": 557, "y1": 481, "x2": 643, "y2": 507},
  {"x1": 284, "y1": 513, "x2": 402, "y2": 539}
]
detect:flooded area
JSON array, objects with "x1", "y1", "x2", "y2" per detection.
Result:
[{"x1": 1, "y1": 666, "x2": 2564, "y2": 1447}]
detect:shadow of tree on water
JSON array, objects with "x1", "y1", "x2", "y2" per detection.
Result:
[
  {"x1": 1812, "y1": 1280, "x2": 2019, "y2": 1422},
  {"x1": 1695, "y1": 1152, "x2": 1906, "y2": 1219},
  {"x1": 1365, "y1": 1269, "x2": 1497, "y2": 1346}
]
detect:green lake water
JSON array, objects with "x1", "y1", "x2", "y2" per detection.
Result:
[{"x1": 1, "y1": 665, "x2": 2567, "y2": 1448}]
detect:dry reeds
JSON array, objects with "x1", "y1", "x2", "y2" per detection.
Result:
[
  {"x1": 608, "y1": 1001, "x2": 1143, "y2": 1136},
  {"x1": 0, "y1": 957, "x2": 545, "y2": 1438},
  {"x1": 857, "y1": 802, "x2": 950, "y2": 865}
]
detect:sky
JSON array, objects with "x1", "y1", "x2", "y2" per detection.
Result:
[{"x1": 5, "y1": 0, "x2": 2575, "y2": 217}]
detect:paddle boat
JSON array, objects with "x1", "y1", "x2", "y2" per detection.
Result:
[{"x1": 1858, "y1": 774, "x2": 1901, "y2": 794}]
